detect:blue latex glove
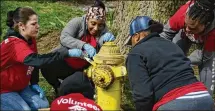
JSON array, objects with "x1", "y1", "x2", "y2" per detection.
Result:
[
  {"x1": 68, "y1": 49, "x2": 83, "y2": 57},
  {"x1": 31, "y1": 84, "x2": 45, "y2": 99},
  {"x1": 83, "y1": 44, "x2": 96, "y2": 58},
  {"x1": 102, "y1": 32, "x2": 115, "y2": 42}
]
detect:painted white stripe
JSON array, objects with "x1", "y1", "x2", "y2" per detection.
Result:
[
  {"x1": 185, "y1": 91, "x2": 208, "y2": 95},
  {"x1": 176, "y1": 93, "x2": 210, "y2": 99}
]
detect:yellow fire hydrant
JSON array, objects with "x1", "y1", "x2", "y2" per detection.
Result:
[{"x1": 84, "y1": 42, "x2": 127, "y2": 110}]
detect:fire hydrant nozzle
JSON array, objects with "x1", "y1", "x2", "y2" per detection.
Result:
[{"x1": 92, "y1": 65, "x2": 114, "y2": 89}]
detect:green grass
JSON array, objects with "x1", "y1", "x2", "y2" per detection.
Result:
[{"x1": 1, "y1": 1, "x2": 84, "y2": 40}]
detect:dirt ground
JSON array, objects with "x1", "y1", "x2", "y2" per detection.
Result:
[{"x1": 37, "y1": 30, "x2": 60, "y2": 54}]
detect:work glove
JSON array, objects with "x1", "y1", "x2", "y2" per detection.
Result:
[
  {"x1": 83, "y1": 44, "x2": 96, "y2": 58},
  {"x1": 102, "y1": 32, "x2": 115, "y2": 42},
  {"x1": 68, "y1": 49, "x2": 83, "y2": 57},
  {"x1": 31, "y1": 84, "x2": 45, "y2": 99}
]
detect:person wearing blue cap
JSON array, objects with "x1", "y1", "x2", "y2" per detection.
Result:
[{"x1": 125, "y1": 16, "x2": 213, "y2": 111}]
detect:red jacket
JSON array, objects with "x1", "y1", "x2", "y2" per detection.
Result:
[
  {"x1": 162, "y1": 1, "x2": 215, "y2": 52},
  {"x1": 0, "y1": 37, "x2": 37, "y2": 93}
]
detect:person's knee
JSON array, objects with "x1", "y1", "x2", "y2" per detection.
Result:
[
  {"x1": 30, "y1": 96, "x2": 49, "y2": 109},
  {"x1": 38, "y1": 98, "x2": 49, "y2": 109},
  {"x1": 58, "y1": 72, "x2": 94, "y2": 97}
]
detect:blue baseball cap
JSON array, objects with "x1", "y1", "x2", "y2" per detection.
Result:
[
  {"x1": 124, "y1": 16, "x2": 153, "y2": 46},
  {"x1": 130, "y1": 16, "x2": 152, "y2": 36}
]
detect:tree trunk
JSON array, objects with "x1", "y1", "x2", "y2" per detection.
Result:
[{"x1": 112, "y1": 0, "x2": 187, "y2": 54}]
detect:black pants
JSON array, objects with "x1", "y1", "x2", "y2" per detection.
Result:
[{"x1": 41, "y1": 60, "x2": 94, "y2": 99}]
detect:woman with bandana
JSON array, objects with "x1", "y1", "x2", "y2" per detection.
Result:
[
  {"x1": 41, "y1": 0, "x2": 115, "y2": 99},
  {"x1": 160, "y1": 0, "x2": 215, "y2": 96}
]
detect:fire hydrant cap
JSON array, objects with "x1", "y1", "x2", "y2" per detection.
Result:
[{"x1": 93, "y1": 42, "x2": 124, "y2": 65}]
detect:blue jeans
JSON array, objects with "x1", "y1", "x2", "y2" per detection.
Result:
[{"x1": 1, "y1": 86, "x2": 49, "y2": 110}]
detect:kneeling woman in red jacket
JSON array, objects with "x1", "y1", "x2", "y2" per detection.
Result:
[{"x1": 1, "y1": 7, "x2": 81, "y2": 110}]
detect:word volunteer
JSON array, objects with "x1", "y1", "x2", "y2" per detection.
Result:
[{"x1": 57, "y1": 98, "x2": 101, "y2": 111}]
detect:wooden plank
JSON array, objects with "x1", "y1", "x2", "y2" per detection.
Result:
[{"x1": 38, "y1": 108, "x2": 50, "y2": 111}]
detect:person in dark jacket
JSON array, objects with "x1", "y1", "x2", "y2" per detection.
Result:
[
  {"x1": 41, "y1": 0, "x2": 115, "y2": 99},
  {"x1": 0, "y1": 7, "x2": 81, "y2": 110},
  {"x1": 160, "y1": 0, "x2": 215, "y2": 95},
  {"x1": 125, "y1": 16, "x2": 214, "y2": 111}
]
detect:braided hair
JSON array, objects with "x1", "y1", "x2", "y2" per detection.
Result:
[{"x1": 187, "y1": 0, "x2": 215, "y2": 25}]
